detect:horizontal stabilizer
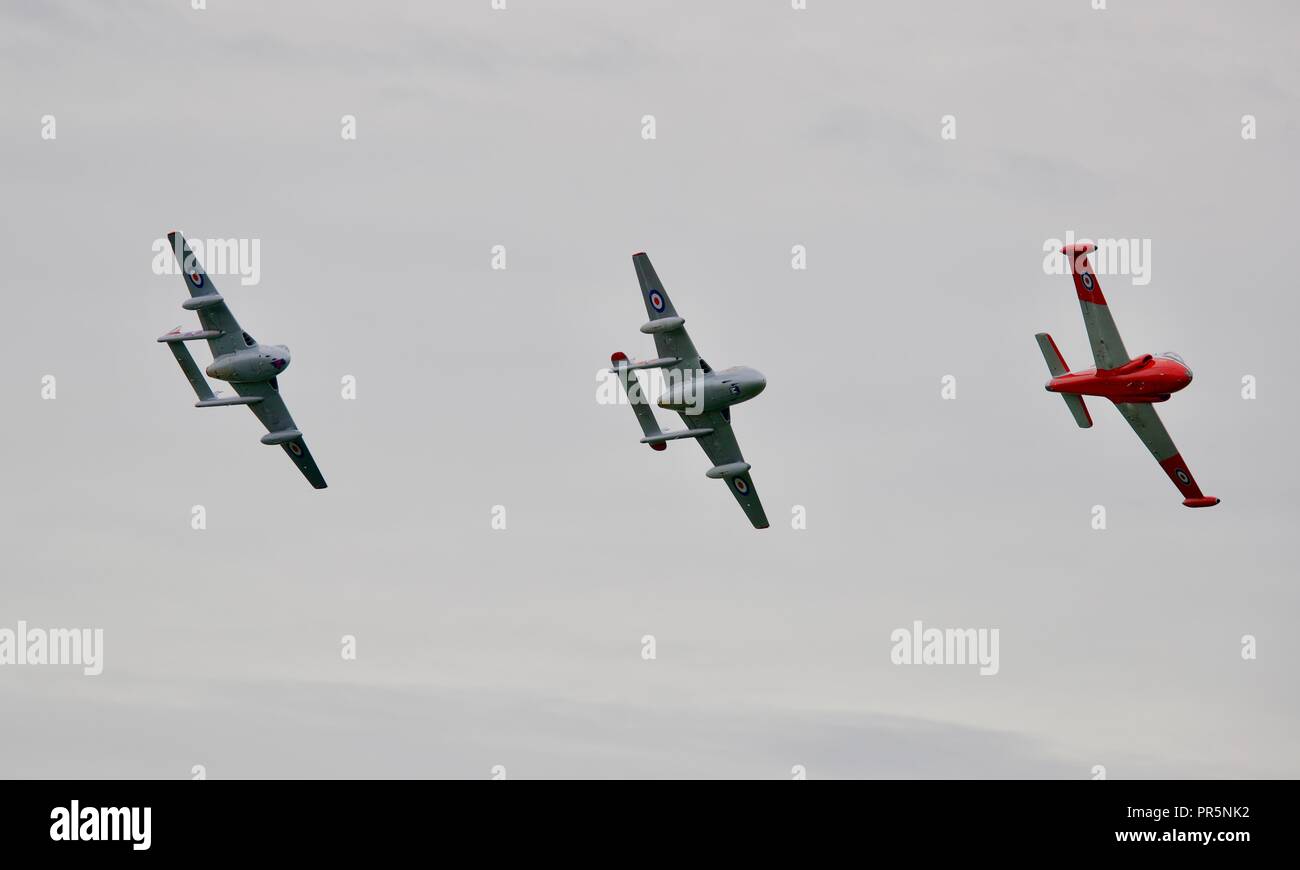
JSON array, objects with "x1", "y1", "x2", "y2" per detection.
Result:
[
  {"x1": 182, "y1": 294, "x2": 225, "y2": 311},
  {"x1": 196, "y1": 395, "x2": 264, "y2": 407},
  {"x1": 158, "y1": 328, "x2": 224, "y2": 343},
  {"x1": 1034, "y1": 333, "x2": 1069, "y2": 378},
  {"x1": 705, "y1": 461, "x2": 752, "y2": 479},
  {"x1": 260, "y1": 428, "x2": 303, "y2": 445},
  {"x1": 640, "y1": 427, "x2": 714, "y2": 445},
  {"x1": 1060, "y1": 393, "x2": 1093, "y2": 428},
  {"x1": 610, "y1": 355, "x2": 681, "y2": 373},
  {"x1": 1036, "y1": 332, "x2": 1092, "y2": 427}
]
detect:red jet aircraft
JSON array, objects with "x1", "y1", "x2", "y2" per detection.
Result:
[{"x1": 1035, "y1": 242, "x2": 1219, "y2": 508}]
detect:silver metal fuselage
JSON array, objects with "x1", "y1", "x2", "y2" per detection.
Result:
[
  {"x1": 206, "y1": 343, "x2": 291, "y2": 383},
  {"x1": 656, "y1": 365, "x2": 767, "y2": 414}
]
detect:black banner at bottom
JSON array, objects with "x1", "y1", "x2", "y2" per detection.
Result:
[{"x1": 0, "y1": 779, "x2": 1285, "y2": 856}]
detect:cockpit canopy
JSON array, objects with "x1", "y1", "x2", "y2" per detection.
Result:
[{"x1": 1158, "y1": 351, "x2": 1190, "y2": 375}]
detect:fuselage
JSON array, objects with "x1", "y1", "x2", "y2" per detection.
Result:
[
  {"x1": 206, "y1": 343, "x2": 291, "y2": 383},
  {"x1": 1047, "y1": 352, "x2": 1190, "y2": 404},
  {"x1": 656, "y1": 365, "x2": 767, "y2": 414}
]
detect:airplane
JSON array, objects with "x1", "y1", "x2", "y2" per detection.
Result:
[
  {"x1": 157, "y1": 231, "x2": 326, "y2": 489},
  {"x1": 607, "y1": 252, "x2": 769, "y2": 528},
  {"x1": 1035, "y1": 242, "x2": 1217, "y2": 508}
]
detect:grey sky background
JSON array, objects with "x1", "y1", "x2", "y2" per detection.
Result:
[{"x1": 1, "y1": 0, "x2": 1297, "y2": 778}]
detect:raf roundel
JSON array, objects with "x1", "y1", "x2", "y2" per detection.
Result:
[
  {"x1": 1176, "y1": 469, "x2": 1190, "y2": 485},
  {"x1": 190, "y1": 272, "x2": 204, "y2": 288},
  {"x1": 649, "y1": 291, "x2": 665, "y2": 312},
  {"x1": 1080, "y1": 272, "x2": 1094, "y2": 291},
  {"x1": 288, "y1": 442, "x2": 303, "y2": 457},
  {"x1": 733, "y1": 477, "x2": 749, "y2": 495}
]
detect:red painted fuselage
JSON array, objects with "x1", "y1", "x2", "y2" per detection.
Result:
[{"x1": 1046, "y1": 354, "x2": 1192, "y2": 404}]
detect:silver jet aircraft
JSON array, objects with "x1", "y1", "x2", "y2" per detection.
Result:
[
  {"x1": 607, "y1": 253, "x2": 768, "y2": 528},
  {"x1": 157, "y1": 231, "x2": 326, "y2": 489}
]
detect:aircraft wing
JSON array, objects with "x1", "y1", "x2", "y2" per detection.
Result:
[
  {"x1": 1064, "y1": 243, "x2": 1130, "y2": 370},
  {"x1": 633, "y1": 253, "x2": 703, "y2": 371},
  {"x1": 231, "y1": 380, "x2": 328, "y2": 489},
  {"x1": 1114, "y1": 402, "x2": 1218, "y2": 507},
  {"x1": 683, "y1": 409, "x2": 769, "y2": 529},
  {"x1": 166, "y1": 231, "x2": 247, "y2": 359}
]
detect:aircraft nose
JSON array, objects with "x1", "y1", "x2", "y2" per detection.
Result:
[{"x1": 752, "y1": 372, "x2": 767, "y2": 396}]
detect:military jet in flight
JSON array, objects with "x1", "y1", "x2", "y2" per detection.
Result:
[
  {"x1": 607, "y1": 252, "x2": 768, "y2": 528},
  {"x1": 1035, "y1": 242, "x2": 1217, "y2": 507},
  {"x1": 158, "y1": 231, "x2": 326, "y2": 489}
]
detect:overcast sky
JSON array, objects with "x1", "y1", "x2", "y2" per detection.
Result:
[{"x1": 1, "y1": 0, "x2": 1297, "y2": 778}]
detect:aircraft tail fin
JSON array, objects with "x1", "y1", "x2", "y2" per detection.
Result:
[
  {"x1": 610, "y1": 352, "x2": 666, "y2": 450},
  {"x1": 1035, "y1": 332, "x2": 1092, "y2": 428},
  {"x1": 162, "y1": 331, "x2": 216, "y2": 402}
]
